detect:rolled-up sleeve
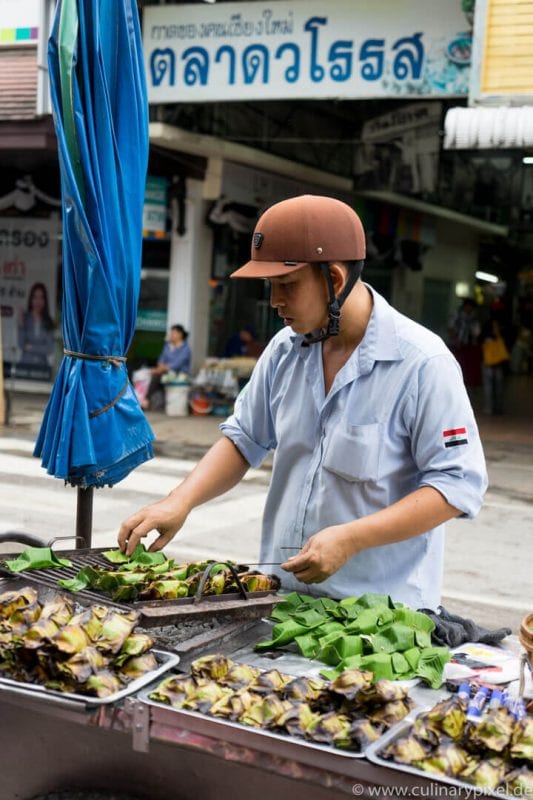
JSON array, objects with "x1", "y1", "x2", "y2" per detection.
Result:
[
  {"x1": 409, "y1": 353, "x2": 488, "y2": 517},
  {"x1": 220, "y1": 341, "x2": 278, "y2": 468}
]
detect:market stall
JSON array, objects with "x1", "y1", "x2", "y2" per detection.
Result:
[
  {"x1": 0, "y1": 539, "x2": 530, "y2": 800},
  {"x1": 188, "y1": 357, "x2": 257, "y2": 417}
]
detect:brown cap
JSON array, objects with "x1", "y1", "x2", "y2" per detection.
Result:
[{"x1": 230, "y1": 194, "x2": 366, "y2": 278}]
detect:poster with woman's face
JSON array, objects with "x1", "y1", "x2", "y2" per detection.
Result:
[{"x1": 0, "y1": 217, "x2": 59, "y2": 382}]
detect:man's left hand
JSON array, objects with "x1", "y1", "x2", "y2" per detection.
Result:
[{"x1": 281, "y1": 525, "x2": 357, "y2": 584}]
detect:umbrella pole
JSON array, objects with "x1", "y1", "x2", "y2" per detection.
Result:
[{"x1": 76, "y1": 487, "x2": 94, "y2": 549}]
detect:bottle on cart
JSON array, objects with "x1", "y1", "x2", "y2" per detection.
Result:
[{"x1": 466, "y1": 685, "x2": 490, "y2": 721}]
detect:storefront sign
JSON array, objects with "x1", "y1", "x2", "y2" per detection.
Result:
[
  {"x1": 0, "y1": 217, "x2": 59, "y2": 382},
  {"x1": 0, "y1": 0, "x2": 39, "y2": 44},
  {"x1": 354, "y1": 102, "x2": 442, "y2": 194},
  {"x1": 143, "y1": 0, "x2": 472, "y2": 103},
  {"x1": 136, "y1": 309, "x2": 168, "y2": 332},
  {"x1": 143, "y1": 175, "x2": 168, "y2": 238}
]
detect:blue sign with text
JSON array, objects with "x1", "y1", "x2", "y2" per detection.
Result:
[{"x1": 144, "y1": 0, "x2": 472, "y2": 103}]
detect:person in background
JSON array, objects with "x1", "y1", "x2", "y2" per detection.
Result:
[
  {"x1": 448, "y1": 297, "x2": 482, "y2": 388},
  {"x1": 119, "y1": 195, "x2": 487, "y2": 610},
  {"x1": 17, "y1": 282, "x2": 55, "y2": 367},
  {"x1": 141, "y1": 324, "x2": 191, "y2": 411},
  {"x1": 480, "y1": 302, "x2": 509, "y2": 415},
  {"x1": 223, "y1": 324, "x2": 262, "y2": 358}
]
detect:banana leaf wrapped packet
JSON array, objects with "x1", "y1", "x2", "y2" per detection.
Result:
[
  {"x1": 465, "y1": 707, "x2": 515, "y2": 754},
  {"x1": 55, "y1": 546, "x2": 279, "y2": 602},
  {"x1": 307, "y1": 711, "x2": 353, "y2": 749},
  {"x1": 460, "y1": 756, "x2": 507, "y2": 790},
  {"x1": 0, "y1": 586, "x2": 158, "y2": 698},
  {"x1": 415, "y1": 741, "x2": 473, "y2": 777},
  {"x1": 255, "y1": 591, "x2": 449, "y2": 686},
  {"x1": 502, "y1": 766, "x2": 533, "y2": 795},
  {"x1": 381, "y1": 733, "x2": 429, "y2": 765},
  {"x1": 276, "y1": 701, "x2": 321, "y2": 738},
  {"x1": 510, "y1": 716, "x2": 533, "y2": 763},
  {"x1": 379, "y1": 689, "x2": 532, "y2": 796},
  {"x1": 414, "y1": 695, "x2": 468, "y2": 741},
  {"x1": 149, "y1": 655, "x2": 414, "y2": 753}
]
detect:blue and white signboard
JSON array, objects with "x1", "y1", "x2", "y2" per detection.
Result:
[
  {"x1": 143, "y1": 175, "x2": 168, "y2": 238},
  {"x1": 143, "y1": 0, "x2": 473, "y2": 103}
]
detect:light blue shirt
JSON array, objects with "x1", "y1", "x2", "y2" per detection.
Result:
[
  {"x1": 158, "y1": 341, "x2": 191, "y2": 374},
  {"x1": 220, "y1": 286, "x2": 488, "y2": 610}
]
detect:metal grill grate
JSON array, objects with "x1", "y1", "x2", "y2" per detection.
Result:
[
  {"x1": 0, "y1": 548, "x2": 129, "y2": 609},
  {"x1": 0, "y1": 548, "x2": 280, "y2": 624}
]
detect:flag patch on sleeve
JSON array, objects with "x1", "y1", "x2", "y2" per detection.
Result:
[{"x1": 443, "y1": 427, "x2": 468, "y2": 447}]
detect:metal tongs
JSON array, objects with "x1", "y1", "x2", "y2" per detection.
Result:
[{"x1": 243, "y1": 546, "x2": 301, "y2": 567}]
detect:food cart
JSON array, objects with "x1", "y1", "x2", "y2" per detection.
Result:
[
  {"x1": 0, "y1": 688, "x2": 448, "y2": 800},
  {"x1": 0, "y1": 539, "x2": 529, "y2": 800}
]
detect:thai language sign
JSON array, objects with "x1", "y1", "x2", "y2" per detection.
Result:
[
  {"x1": 354, "y1": 102, "x2": 442, "y2": 194},
  {"x1": 143, "y1": 0, "x2": 473, "y2": 103}
]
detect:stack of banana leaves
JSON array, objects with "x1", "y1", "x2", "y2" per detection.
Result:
[
  {"x1": 254, "y1": 592, "x2": 449, "y2": 687},
  {"x1": 380, "y1": 695, "x2": 533, "y2": 795},
  {"x1": 149, "y1": 653, "x2": 414, "y2": 753},
  {"x1": 4, "y1": 545, "x2": 279, "y2": 603},
  {"x1": 0, "y1": 585, "x2": 159, "y2": 697}
]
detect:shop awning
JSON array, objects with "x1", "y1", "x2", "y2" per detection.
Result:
[{"x1": 443, "y1": 106, "x2": 533, "y2": 150}]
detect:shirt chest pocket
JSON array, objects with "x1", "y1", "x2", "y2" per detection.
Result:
[{"x1": 322, "y1": 422, "x2": 381, "y2": 483}]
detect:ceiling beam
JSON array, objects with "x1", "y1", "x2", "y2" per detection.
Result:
[
  {"x1": 354, "y1": 189, "x2": 509, "y2": 237},
  {"x1": 149, "y1": 122, "x2": 353, "y2": 192}
]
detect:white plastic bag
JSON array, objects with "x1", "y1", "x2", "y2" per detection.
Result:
[{"x1": 132, "y1": 367, "x2": 151, "y2": 403}]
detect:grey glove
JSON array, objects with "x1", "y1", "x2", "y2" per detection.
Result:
[{"x1": 417, "y1": 605, "x2": 512, "y2": 648}]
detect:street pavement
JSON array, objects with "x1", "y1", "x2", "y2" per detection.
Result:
[{"x1": 0, "y1": 376, "x2": 531, "y2": 634}]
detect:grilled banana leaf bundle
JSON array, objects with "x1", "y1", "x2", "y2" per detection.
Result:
[
  {"x1": 254, "y1": 591, "x2": 449, "y2": 687},
  {"x1": 149, "y1": 653, "x2": 414, "y2": 752},
  {"x1": 380, "y1": 695, "x2": 533, "y2": 794},
  {"x1": 50, "y1": 545, "x2": 279, "y2": 602},
  {"x1": 0, "y1": 586, "x2": 158, "y2": 697}
]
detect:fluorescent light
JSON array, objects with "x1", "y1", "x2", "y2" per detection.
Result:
[
  {"x1": 475, "y1": 270, "x2": 499, "y2": 283},
  {"x1": 523, "y1": 157, "x2": 533, "y2": 164},
  {"x1": 455, "y1": 281, "x2": 470, "y2": 298}
]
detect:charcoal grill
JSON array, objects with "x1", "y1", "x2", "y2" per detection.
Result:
[{"x1": 0, "y1": 533, "x2": 280, "y2": 628}]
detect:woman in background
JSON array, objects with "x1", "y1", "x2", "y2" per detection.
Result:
[
  {"x1": 142, "y1": 324, "x2": 191, "y2": 411},
  {"x1": 480, "y1": 302, "x2": 509, "y2": 415},
  {"x1": 17, "y1": 282, "x2": 55, "y2": 367}
]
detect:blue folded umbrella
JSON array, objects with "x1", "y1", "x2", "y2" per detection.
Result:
[{"x1": 35, "y1": 0, "x2": 154, "y2": 487}]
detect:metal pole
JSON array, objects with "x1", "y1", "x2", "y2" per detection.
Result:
[
  {"x1": 75, "y1": 486, "x2": 94, "y2": 549},
  {"x1": 36, "y1": 0, "x2": 55, "y2": 117}
]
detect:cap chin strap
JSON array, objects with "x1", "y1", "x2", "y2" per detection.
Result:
[{"x1": 301, "y1": 260, "x2": 364, "y2": 347}]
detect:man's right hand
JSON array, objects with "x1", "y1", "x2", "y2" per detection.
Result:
[
  {"x1": 117, "y1": 437, "x2": 250, "y2": 557},
  {"x1": 118, "y1": 496, "x2": 189, "y2": 555}
]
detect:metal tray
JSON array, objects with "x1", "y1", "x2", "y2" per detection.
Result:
[
  {"x1": 0, "y1": 648, "x2": 179, "y2": 707},
  {"x1": 365, "y1": 717, "x2": 521, "y2": 799},
  {"x1": 138, "y1": 683, "x2": 367, "y2": 759},
  {"x1": 135, "y1": 632, "x2": 440, "y2": 761}
]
